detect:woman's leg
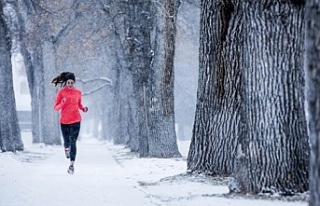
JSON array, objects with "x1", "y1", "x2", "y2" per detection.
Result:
[
  {"x1": 69, "y1": 122, "x2": 81, "y2": 162},
  {"x1": 61, "y1": 124, "x2": 70, "y2": 149}
]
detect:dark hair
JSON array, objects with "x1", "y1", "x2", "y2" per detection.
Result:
[{"x1": 51, "y1": 72, "x2": 76, "y2": 87}]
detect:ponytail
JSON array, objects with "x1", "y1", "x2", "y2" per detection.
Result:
[{"x1": 51, "y1": 72, "x2": 75, "y2": 87}]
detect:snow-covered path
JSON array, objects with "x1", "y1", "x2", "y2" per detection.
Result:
[
  {"x1": 1, "y1": 141, "x2": 152, "y2": 206},
  {"x1": 0, "y1": 133, "x2": 308, "y2": 206}
]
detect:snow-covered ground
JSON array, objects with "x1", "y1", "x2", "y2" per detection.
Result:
[{"x1": 0, "y1": 132, "x2": 308, "y2": 206}]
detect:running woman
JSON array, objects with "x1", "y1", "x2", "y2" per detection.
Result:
[{"x1": 52, "y1": 72, "x2": 88, "y2": 174}]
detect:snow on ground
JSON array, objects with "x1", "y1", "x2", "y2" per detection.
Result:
[{"x1": 0, "y1": 132, "x2": 308, "y2": 206}]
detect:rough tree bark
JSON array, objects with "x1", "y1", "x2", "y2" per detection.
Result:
[
  {"x1": 124, "y1": 0, "x2": 152, "y2": 157},
  {"x1": 305, "y1": 0, "x2": 320, "y2": 205},
  {"x1": 0, "y1": 0, "x2": 23, "y2": 152},
  {"x1": 187, "y1": 0, "x2": 242, "y2": 175},
  {"x1": 231, "y1": 0, "x2": 309, "y2": 194},
  {"x1": 147, "y1": 0, "x2": 181, "y2": 157}
]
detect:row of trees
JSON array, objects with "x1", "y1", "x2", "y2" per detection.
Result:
[
  {"x1": 0, "y1": 0, "x2": 183, "y2": 157},
  {"x1": 1, "y1": 0, "x2": 320, "y2": 204}
]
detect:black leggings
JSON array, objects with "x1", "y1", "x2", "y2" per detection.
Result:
[{"x1": 61, "y1": 122, "x2": 80, "y2": 161}]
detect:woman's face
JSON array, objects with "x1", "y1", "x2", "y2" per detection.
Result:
[{"x1": 66, "y1": 80, "x2": 75, "y2": 89}]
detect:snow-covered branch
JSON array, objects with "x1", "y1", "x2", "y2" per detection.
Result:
[
  {"x1": 77, "y1": 77, "x2": 112, "y2": 85},
  {"x1": 82, "y1": 83, "x2": 112, "y2": 96}
]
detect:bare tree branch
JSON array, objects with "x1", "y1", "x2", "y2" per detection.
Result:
[
  {"x1": 82, "y1": 83, "x2": 112, "y2": 96},
  {"x1": 78, "y1": 77, "x2": 112, "y2": 85}
]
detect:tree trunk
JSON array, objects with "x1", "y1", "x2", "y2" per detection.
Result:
[
  {"x1": 124, "y1": 0, "x2": 152, "y2": 157},
  {"x1": 187, "y1": 0, "x2": 242, "y2": 175},
  {"x1": 28, "y1": 42, "x2": 46, "y2": 144},
  {"x1": 16, "y1": 0, "x2": 45, "y2": 144},
  {"x1": 147, "y1": 0, "x2": 181, "y2": 157},
  {"x1": 103, "y1": 0, "x2": 139, "y2": 150},
  {"x1": 0, "y1": 0, "x2": 23, "y2": 152},
  {"x1": 231, "y1": 0, "x2": 309, "y2": 194},
  {"x1": 43, "y1": 40, "x2": 60, "y2": 145},
  {"x1": 113, "y1": 68, "x2": 136, "y2": 146},
  {"x1": 305, "y1": 0, "x2": 320, "y2": 205}
]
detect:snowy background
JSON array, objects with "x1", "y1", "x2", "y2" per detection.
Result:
[{"x1": 0, "y1": 132, "x2": 308, "y2": 206}]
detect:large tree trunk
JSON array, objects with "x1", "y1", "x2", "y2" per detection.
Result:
[
  {"x1": 187, "y1": 0, "x2": 241, "y2": 175},
  {"x1": 147, "y1": 0, "x2": 181, "y2": 157},
  {"x1": 231, "y1": 0, "x2": 309, "y2": 194},
  {"x1": 305, "y1": 0, "x2": 320, "y2": 205},
  {"x1": 0, "y1": 0, "x2": 23, "y2": 152}
]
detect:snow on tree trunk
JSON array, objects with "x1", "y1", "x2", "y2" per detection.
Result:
[
  {"x1": 0, "y1": 1, "x2": 23, "y2": 152},
  {"x1": 147, "y1": 0, "x2": 181, "y2": 157},
  {"x1": 305, "y1": 0, "x2": 320, "y2": 205},
  {"x1": 230, "y1": 0, "x2": 309, "y2": 194},
  {"x1": 123, "y1": 0, "x2": 181, "y2": 157},
  {"x1": 187, "y1": 0, "x2": 241, "y2": 175},
  {"x1": 123, "y1": 0, "x2": 152, "y2": 157}
]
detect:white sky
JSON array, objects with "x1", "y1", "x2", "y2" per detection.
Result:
[{"x1": 0, "y1": 132, "x2": 308, "y2": 206}]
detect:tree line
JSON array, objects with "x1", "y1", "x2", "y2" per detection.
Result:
[{"x1": 1, "y1": 0, "x2": 320, "y2": 204}]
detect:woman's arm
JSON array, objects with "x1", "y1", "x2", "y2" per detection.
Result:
[
  {"x1": 54, "y1": 91, "x2": 65, "y2": 111},
  {"x1": 78, "y1": 92, "x2": 88, "y2": 112}
]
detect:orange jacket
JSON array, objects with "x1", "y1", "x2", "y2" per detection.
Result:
[{"x1": 54, "y1": 87, "x2": 85, "y2": 124}]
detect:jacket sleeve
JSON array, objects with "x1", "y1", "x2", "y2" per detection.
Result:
[
  {"x1": 54, "y1": 91, "x2": 64, "y2": 111},
  {"x1": 78, "y1": 91, "x2": 85, "y2": 111}
]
